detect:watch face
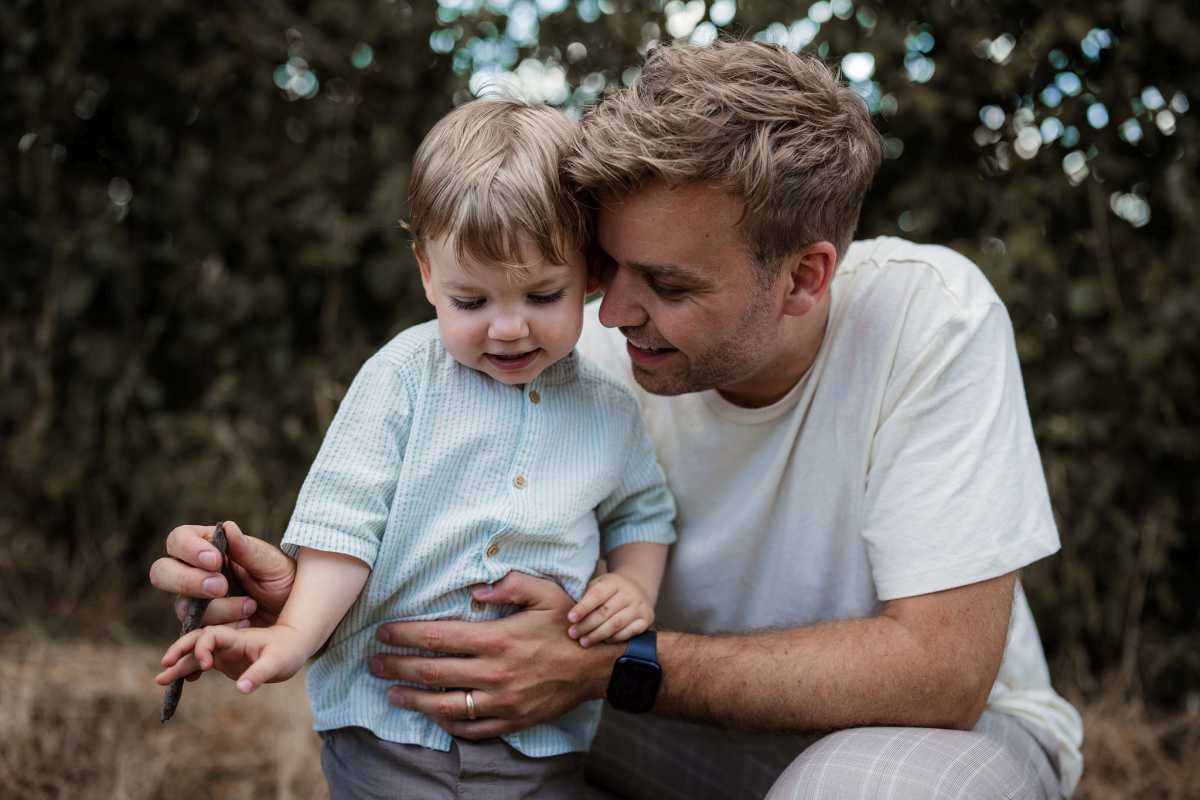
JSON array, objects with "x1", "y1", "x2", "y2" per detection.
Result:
[{"x1": 607, "y1": 657, "x2": 662, "y2": 712}]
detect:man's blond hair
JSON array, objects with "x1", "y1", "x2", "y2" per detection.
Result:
[
  {"x1": 408, "y1": 96, "x2": 590, "y2": 272},
  {"x1": 567, "y1": 42, "x2": 881, "y2": 271}
]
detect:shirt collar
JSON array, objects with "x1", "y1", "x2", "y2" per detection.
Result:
[{"x1": 533, "y1": 349, "x2": 579, "y2": 386}]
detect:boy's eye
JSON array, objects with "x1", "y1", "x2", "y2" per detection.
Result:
[
  {"x1": 449, "y1": 297, "x2": 485, "y2": 311},
  {"x1": 528, "y1": 289, "x2": 566, "y2": 305}
]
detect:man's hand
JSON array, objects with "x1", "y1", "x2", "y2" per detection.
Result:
[
  {"x1": 149, "y1": 522, "x2": 297, "y2": 680},
  {"x1": 369, "y1": 572, "x2": 621, "y2": 740},
  {"x1": 567, "y1": 572, "x2": 654, "y2": 647}
]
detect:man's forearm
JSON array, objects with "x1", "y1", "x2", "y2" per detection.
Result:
[
  {"x1": 651, "y1": 620, "x2": 977, "y2": 731},
  {"x1": 585, "y1": 574, "x2": 1014, "y2": 733}
]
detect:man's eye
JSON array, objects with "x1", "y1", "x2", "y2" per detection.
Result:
[
  {"x1": 528, "y1": 289, "x2": 566, "y2": 305},
  {"x1": 449, "y1": 297, "x2": 485, "y2": 311},
  {"x1": 649, "y1": 279, "x2": 687, "y2": 300}
]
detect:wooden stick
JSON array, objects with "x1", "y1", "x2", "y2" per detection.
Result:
[{"x1": 160, "y1": 521, "x2": 240, "y2": 723}]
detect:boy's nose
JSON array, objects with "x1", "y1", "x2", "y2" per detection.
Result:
[{"x1": 489, "y1": 314, "x2": 529, "y2": 341}]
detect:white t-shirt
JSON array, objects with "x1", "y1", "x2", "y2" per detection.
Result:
[{"x1": 578, "y1": 236, "x2": 1083, "y2": 796}]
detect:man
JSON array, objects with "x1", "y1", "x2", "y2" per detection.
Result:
[{"x1": 151, "y1": 42, "x2": 1082, "y2": 798}]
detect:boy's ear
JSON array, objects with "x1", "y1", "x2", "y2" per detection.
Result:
[{"x1": 413, "y1": 243, "x2": 437, "y2": 306}]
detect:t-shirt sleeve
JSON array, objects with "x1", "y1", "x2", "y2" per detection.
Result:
[
  {"x1": 596, "y1": 411, "x2": 677, "y2": 554},
  {"x1": 863, "y1": 301, "x2": 1060, "y2": 601},
  {"x1": 280, "y1": 354, "x2": 413, "y2": 568}
]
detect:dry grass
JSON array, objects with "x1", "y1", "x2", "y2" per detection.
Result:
[
  {"x1": 0, "y1": 638, "x2": 325, "y2": 800},
  {"x1": 2, "y1": 637, "x2": 1197, "y2": 799}
]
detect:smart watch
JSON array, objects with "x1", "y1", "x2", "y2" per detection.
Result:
[{"x1": 605, "y1": 630, "x2": 662, "y2": 713}]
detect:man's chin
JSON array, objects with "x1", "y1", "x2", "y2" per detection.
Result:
[{"x1": 630, "y1": 363, "x2": 698, "y2": 396}]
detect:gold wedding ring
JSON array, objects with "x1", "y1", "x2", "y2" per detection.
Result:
[{"x1": 464, "y1": 690, "x2": 477, "y2": 720}]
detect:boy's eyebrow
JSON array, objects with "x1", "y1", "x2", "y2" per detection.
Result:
[{"x1": 441, "y1": 272, "x2": 571, "y2": 294}]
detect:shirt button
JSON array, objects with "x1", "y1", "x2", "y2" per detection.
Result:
[
  {"x1": 528, "y1": 390, "x2": 541, "y2": 404},
  {"x1": 471, "y1": 599, "x2": 485, "y2": 612},
  {"x1": 513, "y1": 474, "x2": 526, "y2": 489},
  {"x1": 486, "y1": 543, "x2": 500, "y2": 558}
]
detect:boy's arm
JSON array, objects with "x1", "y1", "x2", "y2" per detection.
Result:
[
  {"x1": 276, "y1": 546, "x2": 370, "y2": 655},
  {"x1": 156, "y1": 546, "x2": 369, "y2": 689},
  {"x1": 568, "y1": 541, "x2": 668, "y2": 646},
  {"x1": 606, "y1": 541, "x2": 668, "y2": 603}
]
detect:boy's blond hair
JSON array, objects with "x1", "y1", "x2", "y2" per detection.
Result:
[
  {"x1": 408, "y1": 96, "x2": 590, "y2": 273},
  {"x1": 566, "y1": 42, "x2": 882, "y2": 273}
]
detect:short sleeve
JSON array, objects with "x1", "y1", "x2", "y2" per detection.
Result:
[
  {"x1": 596, "y1": 413, "x2": 677, "y2": 554},
  {"x1": 863, "y1": 302, "x2": 1060, "y2": 601},
  {"x1": 281, "y1": 354, "x2": 413, "y2": 568}
]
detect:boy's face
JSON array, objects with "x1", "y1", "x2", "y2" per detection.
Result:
[{"x1": 416, "y1": 235, "x2": 593, "y2": 386}]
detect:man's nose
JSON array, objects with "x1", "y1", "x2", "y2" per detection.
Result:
[
  {"x1": 597, "y1": 265, "x2": 648, "y2": 329},
  {"x1": 489, "y1": 312, "x2": 529, "y2": 341}
]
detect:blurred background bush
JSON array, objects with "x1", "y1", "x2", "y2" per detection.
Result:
[{"x1": 3, "y1": 0, "x2": 1197, "y2": 723}]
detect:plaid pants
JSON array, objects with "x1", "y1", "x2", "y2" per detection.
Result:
[{"x1": 585, "y1": 709, "x2": 1061, "y2": 800}]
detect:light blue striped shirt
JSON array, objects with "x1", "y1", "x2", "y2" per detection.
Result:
[{"x1": 281, "y1": 320, "x2": 676, "y2": 757}]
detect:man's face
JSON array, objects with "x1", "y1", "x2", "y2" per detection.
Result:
[
  {"x1": 594, "y1": 181, "x2": 785, "y2": 401},
  {"x1": 418, "y1": 235, "x2": 589, "y2": 385}
]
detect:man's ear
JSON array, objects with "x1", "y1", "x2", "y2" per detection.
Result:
[
  {"x1": 780, "y1": 241, "x2": 837, "y2": 318},
  {"x1": 413, "y1": 243, "x2": 437, "y2": 307}
]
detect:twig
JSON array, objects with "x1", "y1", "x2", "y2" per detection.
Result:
[{"x1": 160, "y1": 521, "x2": 242, "y2": 723}]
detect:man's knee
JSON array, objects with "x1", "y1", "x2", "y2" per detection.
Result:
[{"x1": 764, "y1": 725, "x2": 1049, "y2": 800}]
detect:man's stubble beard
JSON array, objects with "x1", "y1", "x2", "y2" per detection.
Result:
[{"x1": 632, "y1": 290, "x2": 779, "y2": 397}]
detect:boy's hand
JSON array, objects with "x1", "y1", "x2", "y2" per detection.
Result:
[
  {"x1": 156, "y1": 623, "x2": 310, "y2": 694},
  {"x1": 566, "y1": 572, "x2": 654, "y2": 648}
]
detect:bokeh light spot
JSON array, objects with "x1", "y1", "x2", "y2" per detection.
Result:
[
  {"x1": 351, "y1": 42, "x2": 375, "y2": 68},
  {"x1": 108, "y1": 177, "x2": 133, "y2": 206},
  {"x1": 1119, "y1": 118, "x2": 1143, "y2": 145},
  {"x1": 709, "y1": 0, "x2": 736, "y2": 26},
  {"x1": 1040, "y1": 117, "x2": 1064, "y2": 144},
  {"x1": 1109, "y1": 191, "x2": 1150, "y2": 227},
  {"x1": 842, "y1": 52, "x2": 875, "y2": 83},
  {"x1": 1062, "y1": 150, "x2": 1089, "y2": 184},
  {"x1": 980, "y1": 105, "x2": 1006, "y2": 131},
  {"x1": 1055, "y1": 72, "x2": 1082, "y2": 96},
  {"x1": 808, "y1": 1, "x2": 833, "y2": 24}
]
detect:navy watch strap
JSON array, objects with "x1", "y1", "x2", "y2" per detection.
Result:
[{"x1": 625, "y1": 630, "x2": 657, "y2": 662}]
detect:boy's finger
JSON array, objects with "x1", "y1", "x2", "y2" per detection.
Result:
[
  {"x1": 609, "y1": 619, "x2": 650, "y2": 644},
  {"x1": 580, "y1": 608, "x2": 638, "y2": 648},
  {"x1": 155, "y1": 653, "x2": 201, "y2": 685},
  {"x1": 567, "y1": 582, "x2": 620, "y2": 624},
  {"x1": 572, "y1": 605, "x2": 615, "y2": 638},
  {"x1": 236, "y1": 653, "x2": 281, "y2": 694},
  {"x1": 194, "y1": 628, "x2": 219, "y2": 669},
  {"x1": 161, "y1": 628, "x2": 204, "y2": 665}
]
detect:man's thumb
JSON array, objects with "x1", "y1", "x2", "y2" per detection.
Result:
[{"x1": 472, "y1": 572, "x2": 568, "y2": 610}]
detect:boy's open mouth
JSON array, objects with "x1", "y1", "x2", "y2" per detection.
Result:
[{"x1": 485, "y1": 349, "x2": 540, "y2": 371}]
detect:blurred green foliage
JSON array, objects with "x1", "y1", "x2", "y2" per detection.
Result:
[{"x1": 2, "y1": 0, "x2": 1197, "y2": 710}]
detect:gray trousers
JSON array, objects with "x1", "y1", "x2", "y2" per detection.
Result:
[
  {"x1": 319, "y1": 726, "x2": 586, "y2": 799},
  {"x1": 585, "y1": 710, "x2": 1062, "y2": 800}
]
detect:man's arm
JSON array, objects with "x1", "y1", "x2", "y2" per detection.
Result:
[
  {"x1": 374, "y1": 570, "x2": 1015, "y2": 738},
  {"x1": 654, "y1": 571, "x2": 1015, "y2": 731}
]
